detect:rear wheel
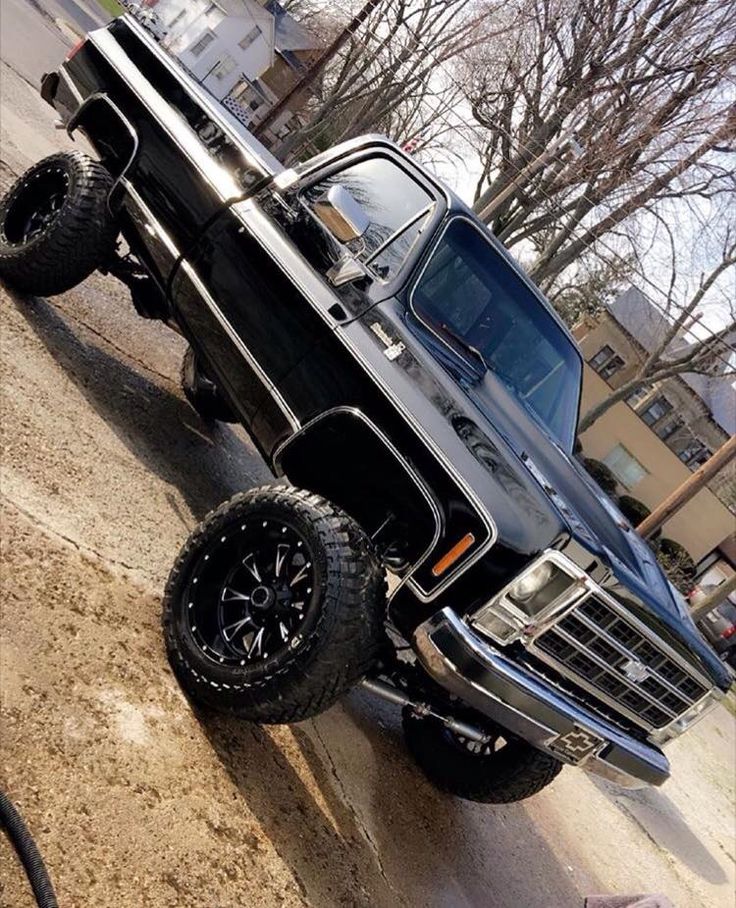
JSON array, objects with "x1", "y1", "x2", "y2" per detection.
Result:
[
  {"x1": 0, "y1": 152, "x2": 119, "y2": 296},
  {"x1": 180, "y1": 346, "x2": 237, "y2": 423},
  {"x1": 163, "y1": 484, "x2": 387, "y2": 722},
  {"x1": 402, "y1": 711, "x2": 563, "y2": 803}
]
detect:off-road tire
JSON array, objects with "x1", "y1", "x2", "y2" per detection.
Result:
[
  {"x1": 0, "y1": 151, "x2": 118, "y2": 296},
  {"x1": 180, "y1": 346, "x2": 237, "y2": 423},
  {"x1": 163, "y1": 484, "x2": 387, "y2": 722},
  {"x1": 402, "y1": 712, "x2": 563, "y2": 803}
]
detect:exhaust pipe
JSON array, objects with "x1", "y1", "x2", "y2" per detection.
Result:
[{"x1": 361, "y1": 677, "x2": 492, "y2": 744}]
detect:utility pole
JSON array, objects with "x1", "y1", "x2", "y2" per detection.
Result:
[
  {"x1": 689, "y1": 573, "x2": 736, "y2": 622},
  {"x1": 254, "y1": 0, "x2": 384, "y2": 138},
  {"x1": 637, "y1": 434, "x2": 736, "y2": 539}
]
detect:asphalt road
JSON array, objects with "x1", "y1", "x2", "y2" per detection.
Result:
[{"x1": 1, "y1": 4, "x2": 735, "y2": 907}]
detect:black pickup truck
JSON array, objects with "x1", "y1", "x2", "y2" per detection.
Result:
[{"x1": 1, "y1": 15, "x2": 730, "y2": 803}]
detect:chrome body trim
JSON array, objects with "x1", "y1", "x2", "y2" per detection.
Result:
[
  {"x1": 414, "y1": 607, "x2": 671, "y2": 788},
  {"x1": 235, "y1": 199, "x2": 499, "y2": 597},
  {"x1": 58, "y1": 66, "x2": 84, "y2": 105},
  {"x1": 121, "y1": 16, "x2": 283, "y2": 179},
  {"x1": 67, "y1": 92, "x2": 140, "y2": 213},
  {"x1": 177, "y1": 260, "x2": 300, "y2": 432},
  {"x1": 273, "y1": 406, "x2": 443, "y2": 586},
  {"x1": 88, "y1": 27, "x2": 243, "y2": 199},
  {"x1": 119, "y1": 177, "x2": 179, "y2": 261}
]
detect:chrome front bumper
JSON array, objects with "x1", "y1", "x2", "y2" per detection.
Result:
[{"x1": 413, "y1": 608, "x2": 670, "y2": 789}]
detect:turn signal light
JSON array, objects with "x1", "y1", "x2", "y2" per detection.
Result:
[{"x1": 431, "y1": 533, "x2": 475, "y2": 577}]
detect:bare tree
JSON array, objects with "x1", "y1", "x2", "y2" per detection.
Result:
[
  {"x1": 578, "y1": 229, "x2": 736, "y2": 432},
  {"x1": 461, "y1": 0, "x2": 736, "y2": 289},
  {"x1": 273, "y1": 0, "x2": 508, "y2": 161}
]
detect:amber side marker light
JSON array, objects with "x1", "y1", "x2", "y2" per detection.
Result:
[{"x1": 431, "y1": 533, "x2": 475, "y2": 577}]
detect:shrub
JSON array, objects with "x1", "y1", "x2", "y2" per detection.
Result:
[
  {"x1": 617, "y1": 495, "x2": 651, "y2": 527},
  {"x1": 655, "y1": 538, "x2": 697, "y2": 594},
  {"x1": 583, "y1": 458, "x2": 618, "y2": 497}
]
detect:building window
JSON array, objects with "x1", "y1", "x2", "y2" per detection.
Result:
[
  {"x1": 599, "y1": 355, "x2": 625, "y2": 380},
  {"x1": 656, "y1": 416, "x2": 683, "y2": 441},
  {"x1": 626, "y1": 386, "x2": 650, "y2": 409},
  {"x1": 589, "y1": 345, "x2": 613, "y2": 369},
  {"x1": 239, "y1": 26, "x2": 261, "y2": 50},
  {"x1": 212, "y1": 55, "x2": 236, "y2": 80},
  {"x1": 678, "y1": 440, "x2": 712, "y2": 469},
  {"x1": 603, "y1": 444, "x2": 648, "y2": 489},
  {"x1": 640, "y1": 395, "x2": 673, "y2": 427},
  {"x1": 589, "y1": 345, "x2": 625, "y2": 380},
  {"x1": 189, "y1": 31, "x2": 215, "y2": 57}
]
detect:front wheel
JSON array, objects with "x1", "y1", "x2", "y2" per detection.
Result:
[
  {"x1": 402, "y1": 712, "x2": 563, "y2": 803},
  {"x1": 0, "y1": 152, "x2": 119, "y2": 296},
  {"x1": 163, "y1": 485, "x2": 387, "y2": 723}
]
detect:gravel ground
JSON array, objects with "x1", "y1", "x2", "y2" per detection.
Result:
[{"x1": 1, "y1": 38, "x2": 735, "y2": 908}]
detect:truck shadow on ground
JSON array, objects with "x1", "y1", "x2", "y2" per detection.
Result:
[
  {"x1": 200, "y1": 691, "x2": 589, "y2": 908},
  {"x1": 591, "y1": 776, "x2": 727, "y2": 885},
  {"x1": 8, "y1": 290, "x2": 270, "y2": 522}
]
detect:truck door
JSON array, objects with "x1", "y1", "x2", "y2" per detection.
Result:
[{"x1": 171, "y1": 148, "x2": 442, "y2": 456}]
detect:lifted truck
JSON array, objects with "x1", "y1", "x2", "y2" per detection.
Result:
[{"x1": 0, "y1": 15, "x2": 730, "y2": 803}]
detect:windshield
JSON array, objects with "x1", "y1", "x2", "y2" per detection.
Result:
[{"x1": 412, "y1": 218, "x2": 582, "y2": 451}]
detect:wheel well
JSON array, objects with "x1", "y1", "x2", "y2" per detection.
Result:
[
  {"x1": 68, "y1": 94, "x2": 137, "y2": 183},
  {"x1": 275, "y1": 409, "x2": 441, "y2": 571}
]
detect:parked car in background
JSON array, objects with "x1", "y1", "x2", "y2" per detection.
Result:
[{"x1": 692, "y1": 586, "x2": 736, "y2": 669}]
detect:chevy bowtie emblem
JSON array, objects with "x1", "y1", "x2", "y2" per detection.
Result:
[{"x1": 622, "y1": 658, "x2": 649, "y2": 683}]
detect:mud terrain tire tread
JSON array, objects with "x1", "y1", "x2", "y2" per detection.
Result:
[
  {"x1": 0, "y1": 152, "x2": 118, "y2": 296},
  {"x1": 162, "y1": 484, "x2": 387, "y2": 723},
  {"x1": 402, "y1": 713, "x2": 563, "y2": 803}
]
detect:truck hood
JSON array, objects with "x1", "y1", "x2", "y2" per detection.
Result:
[{"x1": 462, "y1": 372, "x2": 732, "y2": 689}]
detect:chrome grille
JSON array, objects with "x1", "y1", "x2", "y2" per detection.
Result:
[{"x1": 530, "y1": 595, "x2": 708, "y2": 730}]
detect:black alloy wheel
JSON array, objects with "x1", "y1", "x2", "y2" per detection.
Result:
[
  {"x1": 163, "y1": 485, "x2": 387, "y2": 723},
  {"x1": 0, "y1": 152, "x2": 119, "y2": 296},
  {"x1": 2, "y1": 165, "x2": 69, "y2": 246},
  {"x1": 187, "y1": 518, "x2": 317, "y2": 668}
]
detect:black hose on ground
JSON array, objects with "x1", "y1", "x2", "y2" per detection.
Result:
[{"x1": 0, "y1": 789, "x2": 58, "y2": 908}]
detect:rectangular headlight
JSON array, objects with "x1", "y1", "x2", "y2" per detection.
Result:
[{"x1": 471, "y1": 551, "x2": 588, "y2": 644}]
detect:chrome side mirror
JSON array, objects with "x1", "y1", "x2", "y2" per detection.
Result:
[
  {"x1": 326, "y1": 253, "x2": 367, "y2": 287},
  {"x1": 313, "y1": 185, "x2": 370, "y2": 243}
]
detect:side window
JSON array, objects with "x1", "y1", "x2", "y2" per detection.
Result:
[{"x1": 299, "y1": 157, "x2": 435, "y2": 281}]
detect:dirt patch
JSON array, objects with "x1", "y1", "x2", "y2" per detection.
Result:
[{"x1": 0, "y1": 503, "x2": 404, "y2": 908}]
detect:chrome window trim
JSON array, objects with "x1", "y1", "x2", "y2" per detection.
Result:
[
  {"x1": 236, "y1": 200, "x2": 498, "y2": 598},
  {"x1": 273, "y1": 406, "x2": 443, "y2": 586},
  {"x1": 177, "y1": 260, "x2": 300, "y2": 432}
]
